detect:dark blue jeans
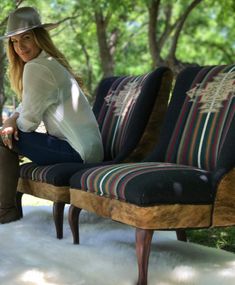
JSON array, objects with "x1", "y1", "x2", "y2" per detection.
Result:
[{"x1": 13, "y1": 130, "x2": 83, "y2": 165}]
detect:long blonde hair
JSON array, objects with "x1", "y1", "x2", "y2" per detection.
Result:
[{"x1": 7, "y1": 27, "x2": 88, "y2": 99}]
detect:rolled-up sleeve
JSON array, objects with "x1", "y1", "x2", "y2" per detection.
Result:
[{"x1": 17, "y1": 62, "x2": 57, "y2": 132}]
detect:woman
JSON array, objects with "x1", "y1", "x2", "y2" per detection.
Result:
[{"x1": 0, "y1": 7, "x2": 103, "y2": 223}]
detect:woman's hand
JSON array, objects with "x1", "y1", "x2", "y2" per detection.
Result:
[{"x1": 0, "y1": 113, "x2": 19, "y2": 149}]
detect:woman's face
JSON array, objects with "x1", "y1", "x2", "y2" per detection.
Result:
[{"x1": 10, "y1": 31, "x2": 41, "y2": 62}]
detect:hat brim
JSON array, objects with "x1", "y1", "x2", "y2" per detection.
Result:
[{"x1": 0, "y1": 22, "x2": 59, "y2": 40}]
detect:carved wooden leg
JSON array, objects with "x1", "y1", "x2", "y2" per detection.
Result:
[
  {"x1": 16, "y1": 191, "x2": 24, "y2": 218},
  {"x1": 53, "y1": 202, "x2": 65, "y2": 239},
  {"x1": 176, "y1": 229, "x2": 187, "y2": 242},
  {"x1": 136, "y1": 228, "x2": 154, "y2": 285},
  {"x1": 68, "y1": 204, "x2": 82, "y2": 244}
]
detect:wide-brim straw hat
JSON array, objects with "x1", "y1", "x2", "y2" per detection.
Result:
[{"x1": 0, "y1": 6, "x2": 59, "y2": 40}]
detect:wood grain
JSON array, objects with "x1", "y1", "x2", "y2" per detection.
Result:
[
  {"x1": 70, "y1": 189, "x2": 212, "y2": 229},
  {"x1": 213, "y1": 168, "x2": 235, "y2": 226},
  {"x1": 17, "y1": 178, "x2": 70, "y2": 203}
]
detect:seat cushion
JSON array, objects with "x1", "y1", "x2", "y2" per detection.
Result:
[
  {"x1": 70, "y1": 163, "x2": 213, "y2": 206},
  {"x1": 20, "y1": 162, "x2": 105, "y2": 186}
]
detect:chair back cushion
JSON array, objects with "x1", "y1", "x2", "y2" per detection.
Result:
[
  {"x1": 149, "y1": 65, "x2": 235, "y2": 172},
  {"x1": 93, "y1": 67, "x2": 172, "y2": 162}
]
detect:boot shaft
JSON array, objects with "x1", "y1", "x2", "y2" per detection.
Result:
[{"x1": 0, "y1": 140, "x2": 19, "y2": 208}]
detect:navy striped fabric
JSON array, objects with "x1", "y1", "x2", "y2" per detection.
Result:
[
  {"x1": 165, "y1": 65, "x2": 235, "y2": 171},
  {"x1": 70, "y1": 162, "x2": 213, "y2": 205},
  {"x1": 19, "y1": 162, "x2": 101, "y2": 186},
  {"x1": 96, "y1": 74, "x2": 152, "y2": 160},
  {"x1": 70, "y1": 65, "x2": 235, "y2": 206}
]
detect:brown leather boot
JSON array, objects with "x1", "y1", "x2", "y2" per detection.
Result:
[
  {"x1": 0, "y1": 207, "x2": 20, "y2": 224},
  {"x1": 0, "y1": 140, "x2": 20, "y2": 224}
]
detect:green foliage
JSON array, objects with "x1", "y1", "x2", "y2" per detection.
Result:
[
  {"x1": 177, "y1": 0, "x2": 235, "y2": 65},
  {"x1": 187, "y1": 227, "x2": 235, "y2": 253},
  {"x1": 1, "y1": 0, "x2": 235, "y2": 99}
]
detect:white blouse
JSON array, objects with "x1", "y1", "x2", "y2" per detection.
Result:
[{"x1": 16, "y1": 51, "x2": 103, "y2": 163}]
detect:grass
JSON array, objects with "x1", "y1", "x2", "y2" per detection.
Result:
[{"x1": 187, "y1": 227, "x2": 235, "y2": 253}]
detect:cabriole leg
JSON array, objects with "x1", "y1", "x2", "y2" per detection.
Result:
[
  {"x1": 176, "y1": 229, "x2": 187, "y2": 242},
  {"x1": 16, "y1": 191, "x2": 24, "y2": 218},
  {"x1": 136, "y1": 228, "x2": 154, "y2": 285},
  {"x1": 53, "y1": 202, "x2": 65, "y2": 239},
  {"x1": 68, "y1": 204, "x2": 82, "y2": 244}
]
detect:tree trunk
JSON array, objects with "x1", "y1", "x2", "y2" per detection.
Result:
[
  {"x1": 147, "y1": 0, "x2": 202, "y2": 75},
  {"x1": 147, "y1": 0, "x2": 161, "y2": 69},
  {"x1": 95, "y1": 9, "x2": 114, "y2": 78}
]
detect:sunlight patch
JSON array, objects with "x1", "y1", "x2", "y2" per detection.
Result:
[
  {"x1": 21, "y1": 270, "x2": 56, "y2": 285},
  {"x1": 172, "y1": 266, "x2": 195, "y2": 282},
  {"x1": 217, "y1": 260, "x2": 235, "y2": 277},
  {"x1": 71, "y1": 79, "x2": 80, "y2": 111},
  {"x1": 218, "y1": 268, "x2": 235, "y2": 277}
]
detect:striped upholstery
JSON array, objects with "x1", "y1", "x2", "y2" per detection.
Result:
[
  {"x1": 19, "y1": 67, "x2": 171, "y2": 185},
  {"x1": 70, "y1": 163, "x2": 212, "y2": 205},
  {"x1": 19, "y1": 162, "x2": 94, "y2": 186},
  {"x1": 97, "y1": 75, "x2": 150, "y2": 160},
  {"x1": 20, "y1": 162, "x2": 50, "y2": 181},
  {"x1": 165, "y1": 65, "x2": 235, "y2": 171},
  {"x1": 70, "y1": 65, "x2": 235, "y2": 206}
]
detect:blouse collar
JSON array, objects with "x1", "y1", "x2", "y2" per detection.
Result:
[{"x1": 36, "y1": 50, "x2": 48, "y2": 59}]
